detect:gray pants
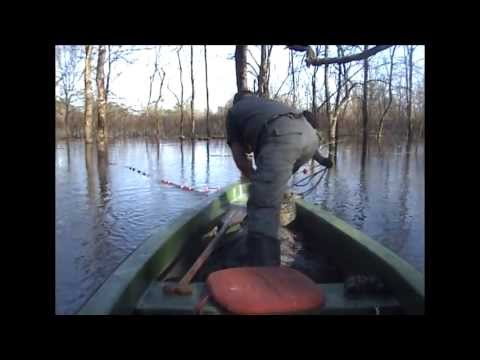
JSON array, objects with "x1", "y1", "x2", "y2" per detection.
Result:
[{"x1": 247, "y1": 116, "x2": 320, "y2": 266}]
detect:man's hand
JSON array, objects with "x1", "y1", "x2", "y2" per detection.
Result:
[
  {"x1": 240, "y1": 173, "x2": 250, "y2": 183},
  {"x1": 230, "y1": 142, "x2": 255, "y2": 179},
  {"x1": 322, "y1": 158, "x2": 333, "y2": 169},
  {"x1": 313, "y1": 151, "x2": 334, "y2": 168}
]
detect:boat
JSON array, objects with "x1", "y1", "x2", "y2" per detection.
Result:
[{"x1": 77, "y1": 182, "x2": 425, "y2": 315}]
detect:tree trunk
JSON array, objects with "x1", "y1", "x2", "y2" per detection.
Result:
[
  {"x1": 362, "y1": 45, "x2": 369, "y2": 141},
  {"x1": 290, "y1": 51, "x2": 296, "y2": 107},
  {"x1": 96, "y1": 45, "x2": 107, "y2": 149},
  {"x1": 406, "y1": 46, "x2": 414, "y2": 142},
  {"x1": 63, "y1": 101, "x2": 71, "y2": 139},
  {"x1": 329, "y1": 113, "x2": 338, "y2": 156},
  {"x1": 106, "y1": 45, "x2": 111, "y2": 104},
  {"x1": 235, "y1": 46, "x2": 248, "y2": 92},
  {"x1": 190, "y1": 45, "x2": 195, "y2": 140},
  {"x1": 177, "y1": 48, "x2": 185, "y2": 139},
  {"x1": 204, "y1": 45, "x2": 210, "y2": 139},
  {"x1": 154, "y1": 68, "x2": 166, "y2": 141},
  {"x1": 311, "y1": 47, "x2": 319, "y2": 118},
  {"x1": 324, "y1": 46, "x2": 334, "y2": 159},
  {"x1": 311, "y1": 46, "x2": 320, "y2": 128},
  {"x1": 84, "y1": 45, "x2": 94, "y2": 144},
  {"x1": 377, "y1": 46, "x2": 396, "y2": 140},
  {"x1": 258, "y1": 45, "x2": 271, "y2": 98}
]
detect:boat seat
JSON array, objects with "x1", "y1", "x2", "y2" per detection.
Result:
[
  {"x1": 206, "y1": 267, "x2": 326, "y2": 315},
  {"x1": 135, "y1": 281, "x2": 402, "y2": 315}
]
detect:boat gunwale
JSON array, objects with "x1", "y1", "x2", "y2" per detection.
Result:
[
  {"x1": 77, "y1": 183, "x2": 248, "y2": 315},
  {"x1": 295, "y1": 199, "x2": 424, "y2": 314}
]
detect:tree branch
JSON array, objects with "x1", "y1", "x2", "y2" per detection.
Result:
[
  {"x1": 246, "y1": 62, "x2": 259, "y2": 77},
  {"x1": 287, "y1": 45, "x2": 392, "y2": 66},
  {"x1": 247, "y1": 48, "x2": 260, "y2": 68}
]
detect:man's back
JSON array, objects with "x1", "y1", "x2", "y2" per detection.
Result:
[{"x1": 226, "y1": 95, "x2": 297, "y2": 153}]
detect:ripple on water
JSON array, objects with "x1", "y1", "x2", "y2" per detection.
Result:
[{"x1": 56, "y1": 138, "x2": 425, "y2": 314}]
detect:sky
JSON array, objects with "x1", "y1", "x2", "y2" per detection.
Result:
[{"x1": 57, "y1": 45, "x2": 424, "y2": 113}]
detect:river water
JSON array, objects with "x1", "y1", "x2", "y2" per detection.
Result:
[{"x1": 55, "y1": 137, "x2": 424, "y2": 314}]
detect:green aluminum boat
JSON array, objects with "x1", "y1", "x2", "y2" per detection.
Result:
[{"x1": 78, "y1": 182, "x2": 424, "y2": 315}]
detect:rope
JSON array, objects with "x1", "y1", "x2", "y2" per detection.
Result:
[
  {"x1": 293, "y1": 165, "x2": 326, "y2": 187},
  {"x1": 123, "y1": 165, "x2": 218, "y2": 195},
  {"x1": 293, "y1": 167, "x2": 329, "y2": 197}
]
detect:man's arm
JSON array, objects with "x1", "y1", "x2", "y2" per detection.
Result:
[{"x1": 230, "y1": 142, "x2": 254, "y2": 180}]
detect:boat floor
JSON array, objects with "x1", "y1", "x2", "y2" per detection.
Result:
[
  {"x1": 146, "y1": 210, "x2": 403, "y2": 315},
  {"x1": 135, "y1": 281, "x2": 402, "y2": 315}
]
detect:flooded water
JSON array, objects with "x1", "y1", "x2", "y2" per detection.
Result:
[{"x1": 55, "y1": 137, "x2": 424, "y2": 314}]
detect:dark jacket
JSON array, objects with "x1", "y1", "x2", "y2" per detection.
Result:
[{"x1": 226, "y1": 95, "x2": 298, "y2": 153}]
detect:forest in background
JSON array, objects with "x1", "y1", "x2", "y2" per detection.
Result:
[{"x1": 55, "y1": 45, "x2": 424, "y2": 154}]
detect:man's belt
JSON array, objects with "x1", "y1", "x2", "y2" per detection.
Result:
[{"x1": 267, "y1": 112, "x2": 304, "y2": 125}]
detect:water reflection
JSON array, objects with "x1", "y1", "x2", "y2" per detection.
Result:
[
  {"x1": 396, "y1": 141, "x2": 411, "y2": 253},
  {"x1": 206, "y1": 141, "x2": 210, "y2": 185},
  {"x1": 56, "y1": 137, "x2": 424, "y2": 314},
  {"x1": 180, "y1": 140, "x2": 185, "y2": 180},
  {"x1": 357, "y1": 140, "x2": 368, "y2": 230},
  {"x1": 97, "y1": 147, "x2": 109, "y2": 203},
  {"x1": 191, "y1": 140, "x2": 196, "y2": 186},
  {"x1": 85, "y1": 143, "x2": 97, "y2": 206},
  {"x1": 66, "y1": 140, "x2": 71, "y2": 171}
]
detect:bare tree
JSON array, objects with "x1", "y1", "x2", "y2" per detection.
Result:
[
  {"x1": 190, "y1": 45, "x2": 195, "y2": 139},
  {"x1": 84, "y1": 45, "x2": 94, "y2": 144},
  {"x1": 324, "y1": 46, "x2": 332, "y2": 154},
  {"x1": 146, "y1": 55, "x2": 155, "y2": 137},
  {"x1": 56, "y1": 46, "x2": 81, "y2": 140},
  {"x1": 204, "y1": 45, "x2": 210, "y2": 138},
  {"x1": 362, "y1": 45, "x2": 369, "y2": 142},
  {"x1": 377, "y1": 46, "x2": 397, "y2": 139},
  {"x1": 311, "y1": 46, "x2": 321, "y2": 122},
  {"x1": 55, "y1": 46, "x2": 63, "y2": 87},
  {"x1": 177, "y1": 47, "x2": 185, "y2": 139},
  {"x1": 258, "y1": 45, "x2": 273, "y2": 98},
  {"x1": 235, "y1": 45, "x2": 248, "y2": 92},
  {"x1": 105, "y1": 46, "x2": 142, "y2": 103},
  {"x1": 96, "y1": 46, "x2": 108, "y2": 149},
  {"x1": 405, "y1": 45, "x2": 415, "y2": 142},
  {"x1": 325, "y1": 46, "x2": 358, "y2": 157},
  {"x1": 144, "y1": 47, "x2": 165, "y2": 139},
  {"x1": 290, "y1": 50, "x2": 296, "y2": 106},
  {"x1": 154, "y1": 67, "x2": 166, "y2": 140},
  {"x1": 106, "y1": 45, "x2": 112, "y2": 104}
]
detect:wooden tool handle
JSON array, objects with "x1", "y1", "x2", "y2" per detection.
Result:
[{"x1": 178, "y1": 209, "x2": 245, "y2": 286}]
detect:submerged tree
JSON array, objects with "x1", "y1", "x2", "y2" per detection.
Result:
[
  {"x1": 204, "y1": 45, "x2": 211, "y2": 139},
  {"x1": 96, "y1": 45, "x2": 108, "y2": 149},
  {"x1": 405, "y1": 45, "x2": 416, "y2": 143},
  {"x1": 56, "y1": 46, "x2": 81, "y2": 140},
  {"x1": 84, "y1": 45, "x2": 94, "y2": 144},
  {"x1": 377, "y1": 46, "x2": 397, "y2": 140},
  {"x1": 190, "y1": 45, "x2": 195, "y2": 139},
  {"x1": 362, "y1": 45, "x2": 369, "y2": 143},
  {"x1": 177, "y1": 46, "x2": 185, "y2": 139}
]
